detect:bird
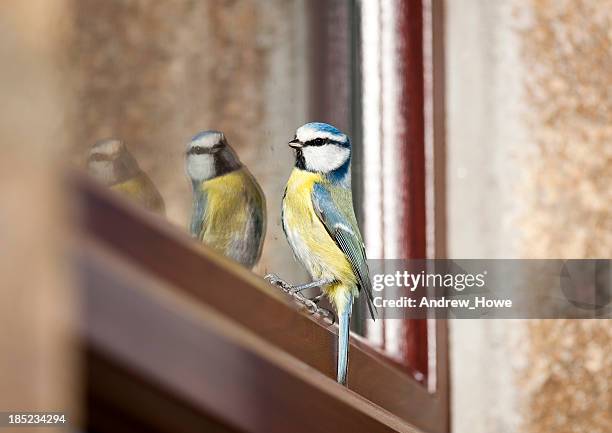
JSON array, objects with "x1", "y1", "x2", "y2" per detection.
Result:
[
  {"x1": 269, "y1": 122, "x2": 376, "y2": 385},
  {"x1": 185, "y1": 130, "x2": 266, "y2": 269},
  {"x1": 87, "y1": 138, "x2": 165, "y2": 215}
]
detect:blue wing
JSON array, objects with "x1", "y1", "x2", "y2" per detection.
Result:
[
  {"x1": 190, "y1": 186, "x2": 207, "y2": 238},
  {"x1": 311, "y1": 183, "x2": 376, "y2": 319}
]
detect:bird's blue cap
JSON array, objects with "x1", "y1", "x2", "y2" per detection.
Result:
[
  {"x1": 306, "y1": 122, "x2": 343, "y2": 135},
  {"x1": 187, "y1": 130, "x2": 227, "y2": 152},
  {"x1": 295, "y1": 122, "x2": 350, "y2": 147},
  {"x1": 191, "y1": 130, "x2": 223, "y2": 142}
]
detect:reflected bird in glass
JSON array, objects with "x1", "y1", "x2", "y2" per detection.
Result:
[
  {"x1": 186, "y1": 131, "x2": 266, "y2": 270},
  {"x1": 266, "y1": 122, "x2": 376, "y2": 385},
  {"x1": 87, "y1": 138, "x2": 165, "y2": 215}
]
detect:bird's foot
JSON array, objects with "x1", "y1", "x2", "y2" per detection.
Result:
[
  {"x1": 264, "y1": 274, "x2": 335, "y2": 324},
  {"x1": 264, "y1": 273, "x2": 293, "y2": 293},
  {"x1": 299, "y1": 293, "x2": 336, "y2": 325},
  {"x1": 309, "y1": 293, "x2": 325, "y2": 304}
]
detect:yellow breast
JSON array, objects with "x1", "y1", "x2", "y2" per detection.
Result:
[
  {"x1": 111, "y1": 173, "x2": 165, "y2": 214},
  {"x1": 283, "y1": 169, "x2": 356, "y2": 307},
  {"x1": 197, "y1": 168, "x2": 263, "y2": 255}
]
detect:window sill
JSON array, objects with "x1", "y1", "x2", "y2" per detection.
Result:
[{"x1": 73, "y1": 173, "x2": 446, "y2": 433}]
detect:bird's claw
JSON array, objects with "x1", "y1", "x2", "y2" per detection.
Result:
[
  {"x1": 264, "y1": 273, "x2": 292, "y2": 292},
  {"x1": 264, "y1": 274, "x2": 335, "y2": 325},
  {"x1": 294, "y1": 292, "x2": 335, "y2": 324}
]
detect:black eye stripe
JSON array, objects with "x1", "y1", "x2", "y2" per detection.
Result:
[
  {"x1": 89, "y1": 153, "x2": 114, "y2": 161},
  {"x1": 305, "y1": 138, "x2": 327, "y2": 146},
  {"x1": 303, "y1": 138, "x2": 345, "y2": 147},
  {"x1": 188, "y1": 143, "x2": 224, "y2": 155}
]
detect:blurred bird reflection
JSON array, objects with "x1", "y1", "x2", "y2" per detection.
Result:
[
  {"x1": 87, "y1": 138, "x2": 166, "y2": 215},
  {"x1": 186, "y1": 131, "x2": 266, "y2": 270}
]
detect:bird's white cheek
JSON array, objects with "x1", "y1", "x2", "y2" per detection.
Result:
[
  {"x1": 88, "y1": 160, "x2": 116, "y2": 185},
  {"x1": 187, "y1": 155, "x2": 215, "y2": 181},
  {"x1": 302, "y1": 145, "x2": 350, "y2": 173}
]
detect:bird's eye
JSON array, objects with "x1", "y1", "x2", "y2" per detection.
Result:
[
  {"x1": 313, "y1": 138, "x2": 325, "y2": 146},
  {"x1": 89, "y1": 153, "x2": 112, "y2": 162},
  {"x1": 193, "y1": 146, "x2": 206, "y2": 155}
]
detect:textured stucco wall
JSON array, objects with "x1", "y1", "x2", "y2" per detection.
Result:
[
  {"x1": 517, "y1": 1, "x2": 611, "y2": 432},
  {"x1": 70, "y1": 0, "x2": 309, "y2": 279},
  {"x1": 448, "y1": 0, "x2": 611, "y2": 432}
]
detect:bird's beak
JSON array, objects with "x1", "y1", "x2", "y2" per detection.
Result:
[{"x1": 288, "y1": 139, "x2": 303, "y2": 149}]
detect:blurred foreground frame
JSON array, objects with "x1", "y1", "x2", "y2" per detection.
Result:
[
  {"x1": 0, "y1": 1, "x2": 77, "y2": 432},
  {"x1": 73, "y1": 172, "x2": 448, "y2": 433}
]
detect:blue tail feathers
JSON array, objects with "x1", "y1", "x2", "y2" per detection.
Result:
[{"x1": 337, "y1": 293, "x2": 353, "y2": 385}]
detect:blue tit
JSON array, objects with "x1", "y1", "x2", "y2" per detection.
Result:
[
  {"x1": 278, "y1": 122, "x2": 376, "y2": 385},
  {"x1": 87, "y1": 138, "x2": 165, "y2": 215},
  {"x1": 186, "y1": 130, "x2": 266, "y2": 269}
]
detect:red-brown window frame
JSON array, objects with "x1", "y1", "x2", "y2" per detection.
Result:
[{"x1": 307, "y1": 0, "x2": 448, "y2": 395}]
